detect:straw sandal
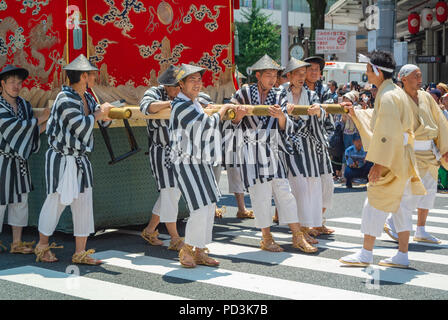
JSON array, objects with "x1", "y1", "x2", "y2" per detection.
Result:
[
  {"x1": 260, "y1": 234, "x2": 284, "y2": 252},
  {"x1": 194, "y1": 247, "x2": 220, "y2": 267},
  {"x1": 314, "y1": 225, "x2": 335, "y2": 235},
  {"x1": 167, "y1": 237, "x2": 185, "y2": 251},
  {"x1": 10, "y1": 241, "x2": 35, "y2": 254},
  {"x1": 300, "y1": 227, "x2": 319, "y2": 244},
  {"x1": 0, "y1": 241, "x2": 7, "y2": 253},
  {"x1": 34, "y1": 243, "x2": 63, "y2": 263},
  {"x1": 215, "y1": 206, "x2": 227, "y2": 219},
  {"x1": 179, "y1": 244, "x2": 196, "y2": 268},
  {"x1": 236, "y1": 209, "x2": 254, "y2": 219},
  {"x1": 141, "y1": 228, "x2": 163, "y2": 246},
  {"x1": 72, "y1": 249, "x2": 102, "y2": 265},
  {"x1": 292, "y1": 231, "x2": 318, "y2": 253}
]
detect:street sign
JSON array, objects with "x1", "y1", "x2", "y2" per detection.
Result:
[
  {"x1": 416, "y1": 56, "x2": 446, "y2": 63},
  {"x1": 315, "y1": 30, "x2": 349, "y2": 54}
]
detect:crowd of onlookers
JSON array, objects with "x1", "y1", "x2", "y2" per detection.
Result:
[{"x1": 326, "y1": 80, "x2": 448, "y2": 191}]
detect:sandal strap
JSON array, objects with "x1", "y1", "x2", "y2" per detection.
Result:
[
  {"x1": 0, "y1": 241, "x2": 7, "y2": 251},
  {"x1": 260, "y1": 234, "x2": 283, "y2": 251},
  {"x1": 292, "y1": 231, "x2": 317, "y2": 253},
  {"x1": 34, "y1": 242, "x2": 63, "y2": 262},
  {"x1": 195, "y1": 247, "x2": 218, "y2": 265},
  {"x1": 168, "y1": 237, "x2": 185, "y2": 250},
  {"x1": 10, "y1": 241, "x2": 35, "y2": 253},
  {"x1": 72, "y1": 249, "x2": 98, "y2": 264},
  {"x1": 141, "y1": 229, "x2": 161, "y2": 244},
  {"x1": 179, "y1": 244, "x2": 196, "y2": 267}
]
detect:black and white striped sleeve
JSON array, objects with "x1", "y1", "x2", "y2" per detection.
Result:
[
  {"x1": 140, "y1": 86, "x2": 164, "y2": 115},
  {"x1": 0, "y1": 104, "x2": 39, "y2": 159},
  {"x1": 56, "y1": 99, "x2": 95, "y2": 147}
]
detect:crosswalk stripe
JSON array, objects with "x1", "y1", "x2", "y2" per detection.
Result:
[
  {"x1": 184, "y1": 243, "x2": 448, "y2": 292},
  {"x1": 113, "y1": 231, "x2": 448, "y2": 292},
  {"x1": 429, "y1": 209, "x2": 448, "y2": 215},
  {"x1": 327, "y1": 217, "x2": 448, "y2": 235},
  {"x1": 409, "y1": 215, "x2": 448, "y2": 223},
  {"x1": 436, "y1": 193, "x2": 448, "y2": 198},
  {"x1": 215, "y1": 229, "x2": 448, "y2": 266},
  {"x1": 313, "y1": 226, "x2": 448, "y2": 247},
  {"x1": 0, "y1": 266, "x2": 185, "y2": 300},
  {"x1": 92, "y1": 250, "x2": 393, "y2": 300}
]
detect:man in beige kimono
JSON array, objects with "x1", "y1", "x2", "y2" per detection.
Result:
[
  {"x1": 384, "y1": 64, "x2": 448, "y2": 245},
  {"x1": 339, "y1": 51, "x2": 426, "y2": 269}
]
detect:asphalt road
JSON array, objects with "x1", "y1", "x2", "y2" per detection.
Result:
[{"x1": 0, "y1": 171, "x2": 447, "y2": 302}]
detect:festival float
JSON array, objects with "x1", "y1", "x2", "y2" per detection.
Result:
[{"x1": 0, "y1": 0, "x2": 238, "y2": 232}]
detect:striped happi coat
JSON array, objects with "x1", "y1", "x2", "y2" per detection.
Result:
[
  {"x1": 0, "y1": 96, "x2": 40, "y2": 205},
  {"x1": 284, "y1": 86, "x2": 334, "y2": 178},
  {"x1": 230, "y1": 84, "x2": 294, "y2": 190},
  {"x1": 140, "y1": 85, "x2": 175, "y2": 191},
  {"x1": 140, "y1": 86, "x2": 214, "y2": 191},
  {"x1": 169, "y1": 92, "x2": 222, "y2": 212},
  {"x1": 44, "y1": 85, "x2": 108, "y2": 195}
]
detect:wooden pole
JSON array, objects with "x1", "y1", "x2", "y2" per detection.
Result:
[{"x1": 34, "y1": 104, "x2": 347, "y2": 121}]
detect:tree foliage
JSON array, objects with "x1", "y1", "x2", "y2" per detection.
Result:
[
  {"x1": 236, "y1": 1, "x2": 281, "y2": 78},
  {"x1": 306, "y1": 0, "x2": 327, "y2": 56}
]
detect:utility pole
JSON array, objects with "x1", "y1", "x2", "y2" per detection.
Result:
[{"x1": 281, "y1": 0, "x2": 289, "y2": 66}]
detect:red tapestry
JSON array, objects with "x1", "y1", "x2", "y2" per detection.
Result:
[{"x1": 0, "y1": 0, "x2": 236, "y2": 107}]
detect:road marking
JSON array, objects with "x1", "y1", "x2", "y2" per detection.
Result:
[
  {"x1": 0, "y1": 266, "x2": 185, "y2": 300},
  {"x1": 327, "y1": 217, "x2": 448, "y2": 235},
  {"x1": 183, "y1": 243, "x2": 448, "y2": 292},
  {"x1": 215, "y1": 229, "x2": 448, "y2": 265},
  {"x1": 429, "y1": 209, "x2": 448, "y2": 215},
  {"x1": 92, "y1": 250, "x2": 393, "y2": 300}
]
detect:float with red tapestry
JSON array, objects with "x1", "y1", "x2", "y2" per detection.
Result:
[
  {"x1": 1, "y1": 0, "x2": 238, "y2": 107},
  {"x1": 0, "y1": 0, "x2": 239, "y2": 232}
]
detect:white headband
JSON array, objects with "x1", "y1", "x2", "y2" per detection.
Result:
[
  {"x1": 398, "y1": 64, "x2": 420, "y2": 80},
  {"x1": 358, "y1": 54, "x2": 395, "y2": 76}
]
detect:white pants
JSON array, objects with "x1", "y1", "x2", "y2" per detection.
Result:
[
  {"x1": 227, "y1": 167, "x2": 245, "y2": 194},
  {"x1": 415, "y1": 172, "x2": 437, "y2": 210},
  {"x1": 152, "y1": 187, "x2": 182, "y2": 223},
  {"x1": 321, "y1": 173, "x2": 334, "y2": 210},
  {"x1": 361, "y1": 181, "x2": 416, "y2": 238},
  {"x1": 213, "y1": 165, "x2": 222, "y2": 184},
  {"x1": 184, "y1": 203, "x2": 215, "y2": 248},
  {"x1": 0, "y1": 194, "x2": 29, "y2": 233},
  {"x1": 249, "y1": 179, "x2": 299, "y2": 228},
  {"x1": 288, "y1": 173, "x2": 323, "y2": 228},
  {"x1": 38, "y1": 188, "x2": 94, "y2": 237}
]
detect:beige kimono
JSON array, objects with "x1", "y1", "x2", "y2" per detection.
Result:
[
  {"x1": 352, "y1": 79, "x2": 425, "y2": 213},
  {"x1": 409, "y1": 90, "x2": 448, "y2": 179}
]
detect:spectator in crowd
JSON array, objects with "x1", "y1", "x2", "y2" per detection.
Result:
[
  {"x1": 441, "y1": 93, "x2": 448, "y2": 120},
  {"x1": 370, "y1": 84, "x2": 377, "y2": 104},
  {"x1": 327, "y1": 80, "x2": 338, "y2": 103},
  {"x1": 341, "y1": 90, "x2": 359, "y2": 149},
  {"x1": 344, "y1": 134, "x2": 372, "y2": 189},
  {"x1": 329, "y1": 118, "x2": 345, "y2": 182},
  {"x1": 359, "y1": 91, "x2": 372, "y2": 109},
  {"x1": 350, "y1": 81, "x2": 360, "y2": 92},
  {"x1": 430, "y1": 88, "x2": 442, "y2": 105},
  {"x1": 437, "y1": 82, "x2": 448, "y2": 96}
]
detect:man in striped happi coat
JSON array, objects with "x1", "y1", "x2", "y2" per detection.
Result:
[
  {"x1": 303, "y1": 56, "x2": 336, "y2": 236},
  {"x1": 169, "y1": 64, "x2": 240, "y2": 268},
  {"x1": 0, "y1": 65, "x2": 49, "y2": 254},
  {"x1": 34, "y1": 54, "x2": 113, "y2": 265},
  {"x1": 281, "y1": 57, "x2": 331, "y2": 246},
  {"x1": 230, "y1": 54, "x2": 317, "y2": 253},
  {"x1": 139, "y1": 64, "x2": 186, "y2": 251}
]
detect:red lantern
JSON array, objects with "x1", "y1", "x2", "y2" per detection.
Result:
[
  {"x1": 408, "y1": 12, "x2": 420, "y2": 34},
  {"x1": 436, "y1": 1, "x2": 448, "y2": 23}
]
